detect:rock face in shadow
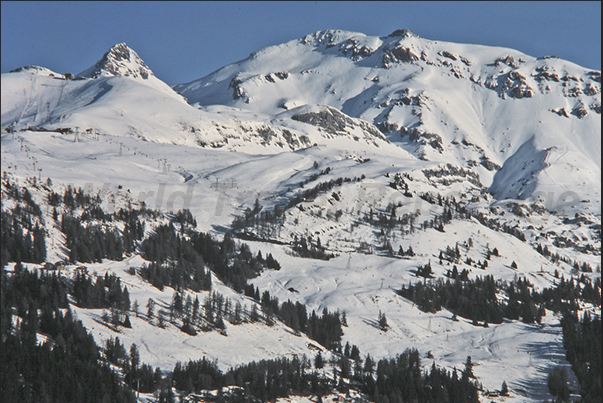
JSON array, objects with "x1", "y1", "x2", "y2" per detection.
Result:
[
  {"x1": 292, "y1": 105, "x2": 387, "y2": 142},
  {"x1": 292, "y1": 106, "x2": 354, "y2": 133}
]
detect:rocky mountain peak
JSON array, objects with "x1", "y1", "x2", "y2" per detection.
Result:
[
  {"x1": 387, "y1": 29, "x2": 420, "y2": 39},
  {"x1": 79, "y1": 43, "x2": 154, "y2": 79}
]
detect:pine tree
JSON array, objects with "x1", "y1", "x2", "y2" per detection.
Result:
[
  {"x1": 462, "y1": 356, "x2": 475, "y2": 380},
  {"x1": 315, "y1": 352, "x2": 324, "y2": 369},
  {"x1": 500, "y1": 380, "x2": 509, "y2": 396},
  {"x1": 378, "y1": 311, "x2": 388, "y2": 331},
  {"x1": 157, "y1": 310, "x2": 166, "y2": 328},
  {"x1": 129, "y1": 343, "x2": 140, "y2": 380},
  {"x1": 548, "y1": 366, "x2": 570, "y2": 401},
  {"x1": 250, "y1": 303, "x2": 259, "y2": 322},
  {"x1": 192, "y1": 296, "x2": 200, "y2": 324},
  {"x1": 339, "y1": 356, "x2": 351, "y2": 379},
  {"x1": 364, "y1": 354, "x2": 374, "y2": 374},
  {"x1": 122, "y1": 286, "x2": 130, "y2": 311},
  {"x1": 146, "y1": 298, "x2": 155, "y2": 319},
  {"x1": 133, "y1": 299, "x2": 139, "y2": 317},
  {"x1": 350, "y1": 345, "x2": 361, "y2": 362}
]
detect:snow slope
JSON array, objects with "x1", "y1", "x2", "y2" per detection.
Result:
[
  {"x1": 175, "y1": 29, "x2": 601, "y2": 213},
  {"x1": 1, "y1": 33, "x2": 600, "y2": 403},
  {"x1": 1, "y1": 44, "x2": 393, "y2": 155}
]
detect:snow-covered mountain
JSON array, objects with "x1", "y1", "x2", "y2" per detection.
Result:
[
  {"x1": 1, "y1": 43, "x2": 391, "y2": 154},
  {"x1": 78, "y1": 42, "x2": 155, "y2": 80},
  {"x1": 1, "y1": 31, "x2": 600, "y2": 403},
  {"x1": 176, "y1": 29, "x2": 601, "y2": 213}
]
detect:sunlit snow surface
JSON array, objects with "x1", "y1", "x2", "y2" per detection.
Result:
[
  {"x1": 1, "y1": 31, "x2": 600, "y2": 402},
  {"x1": 2, "y1": 126, "x2": 595, "y2": 402}
]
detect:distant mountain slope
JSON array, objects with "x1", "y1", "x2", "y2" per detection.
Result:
[
  {"x1": 1, "y1": 44, "x2": 392, "y2": 154},
  {"x1": 1, "y1": 31, "x2": 600, "y2": 403},
  {"x1": 175, "y1": 29, "x2": 601, "y2": 212}
]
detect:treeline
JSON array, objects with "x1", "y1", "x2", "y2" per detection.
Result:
[
  {"x1": 1, "y1": 265, "x2": 136, "y2": 403},
  {"x1": 103, "y1": 336, "x2": 165, "y2": 394},
  {"x1": 2, "y1": 176, "x2": 42, "y2": 216},
  {"x1": 141, "y1": 223, "x2": 278, "y2": 293},
  {"x1": 140, "y1": 279, "x2": 347, "y2": 353},
  {"x1": 231, "y1": 199, "x2": 286, "y2": 240},
  {"x1": 289, "y1": 176, "x2": 364, "y2": 208},
  {"x1": 291, "y1": 234, "x2": 335, "y2": 260},
  {"x1": 171, "y1": 348, "x2": 480, "y2": 403},
  {"x1": 139, "y1": 222, "x2": 212, "y2": 292},
  {"x1": 47, "y1": 184, "x2": 99, "y2": 212},
  {"x1": 360, "y1": 201, "x2": 453, "y2": 257},
  {"x1": 536, "y1": 242, "x2": 598, "y2": 273},
  {"x1": 561, "y1": 311, "x2": 601, "y2": 402},
  {"x1": 231, "y1": 175, "x2": 365, "y2": 241},
  {"x1": 59, "y1": 204, "x2": 148, "y2": 264},
  {"x1": 363, "y1": 203, "x2": 422, "y2": 233},
  {"x1": 61, "y1": 214, "x2": 125, "y2": 263},
  {"x1": 46, "y1": 182, "x2": 155, "y2": 264},
  {"x1": 398, "y1": 274, "x2": 601, "y2": 325},
  {"x1": 72, "y1": 271, "x2": 130, "y2": 310},
  {"x1": 388, "y1": 183, "x2": 528, "y2": 243},
  {"x1": 244, "y1": 284, "x2": 344, "y2": 351},
  {"x1": 1, "y1": 211, "x2": 46, "y2": 266},
  {"x1": 150, "y1": 289, "x2": 258, "y2": 335},
  {"x1": 1, "y1": 176, "x2": 46, "y2": 267}
]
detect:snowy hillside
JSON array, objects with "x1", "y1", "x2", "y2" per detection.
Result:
[
  {"x1": 176, "y1": 29, "x2": 601, "y2": 213},
  {"x1": 1, "y1": 31, "x2": 600, "y2": 403},
  {"x1": 1, "y1": 43, "x2": 391, "y2": 154}
]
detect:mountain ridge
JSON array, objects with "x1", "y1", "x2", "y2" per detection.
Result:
[
  {"x1": 1, "y1": 30, "x2": 600, "y2": 403},
  {"x1": 78, "y1": 42, "x2": 154, "y2": 80},
  {"x1": 174, "y1": 29, "x2": 601, "y2": 213}
]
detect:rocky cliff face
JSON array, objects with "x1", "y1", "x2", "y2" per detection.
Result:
[
  {"x1": 78, "y1": 43, "x2": 154, "y2": 79},
  {"x1": 173, "y1": 29, "x2": 600, "y2": 211}
]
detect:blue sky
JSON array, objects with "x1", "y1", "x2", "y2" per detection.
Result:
[{"x1": 1, "y1": 1, "x2": 600, "y2": 86}]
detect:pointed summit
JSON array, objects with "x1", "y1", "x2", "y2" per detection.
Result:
[
  {"x1": 387, "y1": 28, "x2": 420, "y2": 38},
  {"x1": 79, "y1": 43, "x2": 154, "y2": 79}
]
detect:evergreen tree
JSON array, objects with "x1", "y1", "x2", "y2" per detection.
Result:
[
  {"x1": 501, "y1": 380, "x2": 509, "y2": 396},
  {"x1": 315, "y1": 352, "x2": 324, "y2": 369},
  {"x1": 132, "y1": 299, "x2": 140, "y2": 317},
  {"x1": 364, "y1": 354, "x2": 375, "y2": 374},
  {"x1": 157, "y1": 310, "x2": 166, "y2": 328},
  {"x1": 462, "y1": 356, "x2": 475, "y2": 380},
  {"x1": 378, "y1": 311, "x2": 388, "y2": 331},
  {"x1": 130, "y1": 343, "x2": 140, "y2": 372},
  {"x1": 250, "y1": 303, "x2": 259, "y2": 322},
  {"x1": 548, "y1": 366, "x2": 570, "y2": 401},
  {"x1": 146, "y1": 298, "x2": 155, "y2": 319},
  {"x1": 350, "y1": 345, "x2": 361, "y2": 362}
]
